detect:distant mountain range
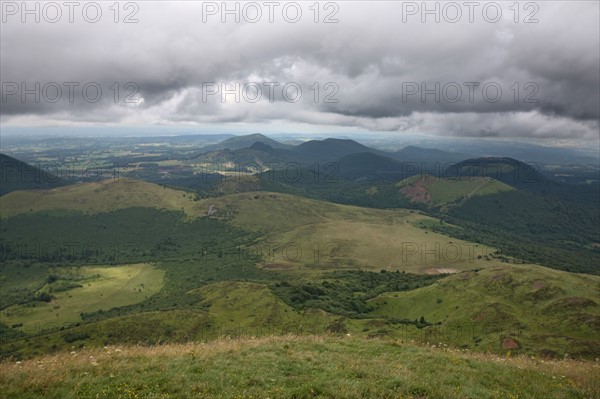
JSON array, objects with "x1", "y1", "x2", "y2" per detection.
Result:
[
  {"x1": 185, "y1": 135, "x2": 596, "y2": 194},
  {"x1": 189, "y1": 134, "x2": 468, "y2": 168}
]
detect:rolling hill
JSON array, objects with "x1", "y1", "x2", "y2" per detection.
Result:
[
  {"x1": 450, "y1": 157, "x2": 548, "y2": 190},
  {"x1": 448, "y1": 157, "x2": 598, "y2": 203},
  {"x1": 186, "y1": 191, "x2": 509, "y2": 273},
  {"x1": 192, "y1": 133, "x2": 292, "y2": 154},
  {"x1": 0, "y1": 154, "x2": 69, "y2": 196},
  {"x1": 0, "y1": 178, "x2": 204, "y2": 219},
  {"x1": 369, "y1": 264, "x2": 600, "y2": 358},
  {"x1": 187, "y1": 142, "x2": 301, "y2": 170},
  {"x1": 396, "y1": 175, "x2": 514, "y2": 207},
  {"x1": 290, "y1": 138, "x2": 382, "y2": 162},
  {"x1": 0, "y1": 179, "x2": 501, "y2": 272},
  {"x1": 0, "y1": 176, "x2": 598, "y2": 373},
  {"x1": 181, "y1": 151, "x2": 599, "y2": 275}
]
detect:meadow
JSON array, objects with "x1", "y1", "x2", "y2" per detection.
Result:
[
  {"x1": 1, "y1": 181, "x2": 500, "y2": 272},
  {"x1": 193, "y1": 191, "x2": 499, "y2": 272},
  {"x1": 396, "y1": 176, "x2": 514, "y2": 207},
  {"x1": 1, "y1": 264, "x2": 164, "y2": 327},
  {"x1": 369, "y1": 264, "x2": 600, "y2": 358},
  {"x1": 1, "y1": 179, "x2": 598, "y2": 364},
  {"x1": 0, "y1": 179, "x2": 205, "y2": 219},
  {"x1": 1, "y1": 335, "x2": 598, "y2": 399}
]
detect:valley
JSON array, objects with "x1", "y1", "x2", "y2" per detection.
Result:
[{"x1": 0, "y1": 133, "x2": 598, "y2": 398}]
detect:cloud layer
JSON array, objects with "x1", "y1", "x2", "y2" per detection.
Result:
[{"x1": 1, "y1": 1, "x2": 599, "y2": 143}]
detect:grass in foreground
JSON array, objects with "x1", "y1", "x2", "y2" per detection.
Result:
[{"x1": 1, "y1": 336, "x2": 598, "y2": 399}]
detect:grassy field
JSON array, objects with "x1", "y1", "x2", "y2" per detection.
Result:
[
  {"x1": 397, "y1": 176, "x2": 514, "y2": 207},
  {"x1": 1, "y1": 335, "x2": 598, "y2": 399},
  {"x1": 272, "y1": 214, "x2": 496, "y2": 272},
  {"x1": 2, "y1": 266, "x2": 598, "y2": 360},
  {"x1": 1, "y1": 179, "x2": 597, "y2": 363},
  {"x1": 0, "y1": 281, "x2": 333, "y2": 358},
  {"x1": 0, "y1": 263, "x2": 50, "y2": 309},
  {"x1": 369, "y1": 264, "x2": 600, "y2": 358},
  {"x1": 0, "y1": 181, "x2": 501, "y2": 272},
  {"x1": 0, "y1": 179, "x2": 204, "y2": 219},
  {"x1": 193, "y1": 281, "x2": 317, "y2": 328},
  {"x1": 1, "y1": 264, "x2": 164, "y2": 327},
  {"x1": 195, "y1": 191, "x2": 499, "y2": 272}
]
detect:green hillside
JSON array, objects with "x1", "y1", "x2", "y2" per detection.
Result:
[
  {"x1": 193, "y1": 191, "x2": 502, "y2": 272},
  {"x1": 1, "y1": 178, "x2": 598, "y2": 365},
  {"x1": 190, "y1": 133, "x2": 292, "y2": 154},
  {"x1": 3, "y1": 265, "x2": 598, "y2": 360},
  {"x1": 0, "y1": 179, "x2": 204, "y2": 219},
  {"x1": 0, "y1": 154, "x2": 69, "y2": 196},
  {"x1": 1, "y1": 264, "x2": 164, "y2": 327},
  {"x1": 0, "y1": 180, "x2": 501, "y2": 273},
  {"x1": 290, "y1": 138, "x2": 378, "y2": 161},
  {"x1": 369, "y1": 264, "x2": 600, "y2": 358},
  {"x1": 436, "y1": 189, "x2": 600, "y2": 274},
  {"x1": 397, "y1": 175, "x2": 514, "y2": 207}
]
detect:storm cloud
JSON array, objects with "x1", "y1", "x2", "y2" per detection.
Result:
[{"x1": 1, "y1": 1, "x2": 598, "y2": 142}]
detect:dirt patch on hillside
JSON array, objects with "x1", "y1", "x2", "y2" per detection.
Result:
[
  {"x1": 399, "y1": 176, "x2": 433, "y2": 204},
  {"x1": 531, "y1": 280, "x2": 548, "y2": 290},
  {"x1": 487, "y1": 273, "x2": 515, "y2": 288},
  {"x1": 457, "y1": 271, "x2": 476, "y2": 280},
  {"x1": 527, "y1": 281, "x2": 566, "y2": 301},
  {"x1": 490, "y1": 273, "x2": 510, "y2": 282},
  {"x1": 501, "y1": 337, "x2": 520, "y2": 350},
  {"x1": 425, "y1": 268, "x2": 458, "y2": 275}
]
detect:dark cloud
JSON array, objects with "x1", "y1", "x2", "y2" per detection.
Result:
[{"x1": 1, "y1": 1, "x2": 598, "y2": 142}]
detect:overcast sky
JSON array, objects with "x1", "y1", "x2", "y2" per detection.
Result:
[{"x1": 1, "y1": 1, "x2": 599, "y2": 146}]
